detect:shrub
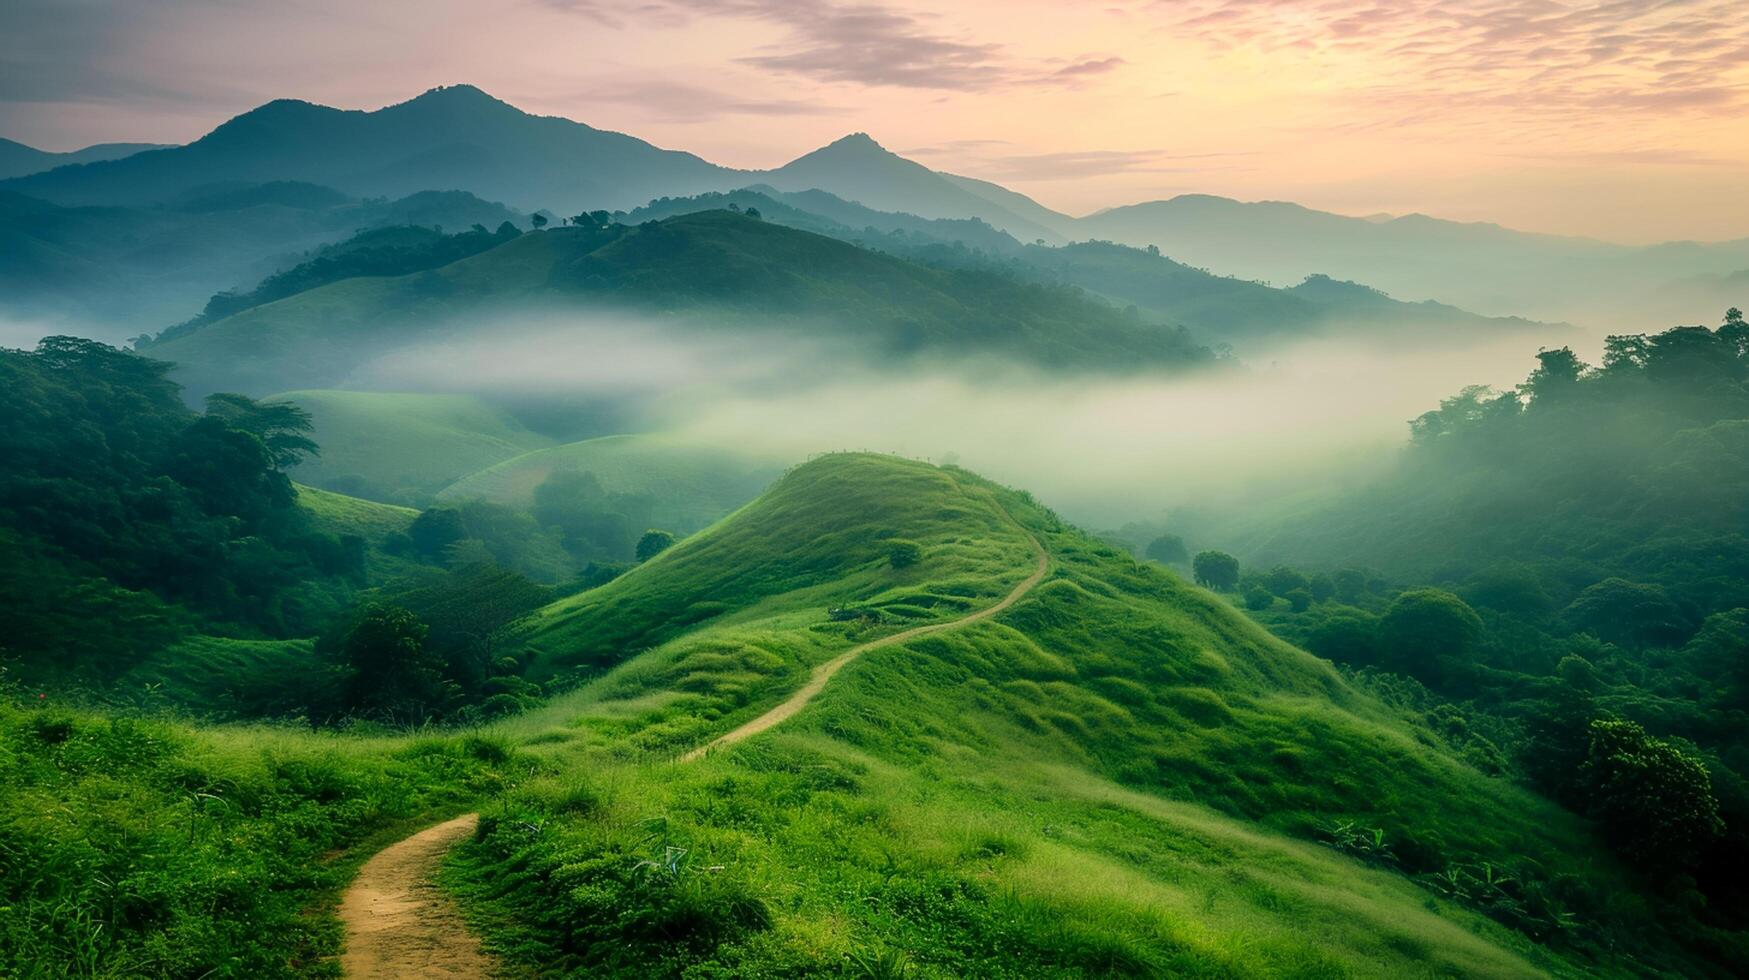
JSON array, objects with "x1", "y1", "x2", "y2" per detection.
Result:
[{"x1": 887, "y1": 539, "x2": 923, "y2": 569}]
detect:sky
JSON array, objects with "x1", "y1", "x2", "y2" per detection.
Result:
[{"x1": 3, "y1": 0, "x2": 1747, "y2": 243}]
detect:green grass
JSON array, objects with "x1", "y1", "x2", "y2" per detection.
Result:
[
  {"x1": 270, "y1": 390, "x2": 552, "y2": 503},
  {"x1": 0, "y1": 700, "x2": 540, "y2": 978},
  {"x1": 294, "y1": 482, "x2": 429, "y2": 582},
  {"x1": 437, "y1": 432, "x2": 779, "y2": 532},
  {"x1": 459, "y1": 454, "x2": 1693, "y2": 977},
  {"x1": 6, "y1": 454, "x2": 1720, "y2": 976},
  {"x1": 113, "y1": 635, "x2": 335, "y2": 719}
]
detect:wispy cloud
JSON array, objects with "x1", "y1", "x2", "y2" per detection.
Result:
[
  {"x1": 548, "y1": 0, "x2": 1127, "y2": 91},
  {"x1": 1155, "y1": 0, "x2": 1749, "y2": 123},
  {"x1": 568, "y1": 77, "x2": 848, "y2": 122},
  {"x1": 904, "y1": 143, "x2": 1256, "y2": 181}
]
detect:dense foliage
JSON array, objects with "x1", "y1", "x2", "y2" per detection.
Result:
[
  {"x1": 1198, "y1": 313, "x2": 1749, "y2": 947},
  {"x1": 0, "y1": 339, "x2": 367, "y2": 681}
]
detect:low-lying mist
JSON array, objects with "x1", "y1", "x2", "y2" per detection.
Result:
[{"x1": 342, "y1": 310, "x2": 1564, "y2": 529}]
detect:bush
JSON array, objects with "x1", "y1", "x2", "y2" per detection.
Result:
[{"x1": 887, "y1": 539, "x2": 923, "y2": 569}]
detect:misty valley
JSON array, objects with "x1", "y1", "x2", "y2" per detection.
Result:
[{"x1": 3, "y1": 69, "x2": 1749, "y2": 980}]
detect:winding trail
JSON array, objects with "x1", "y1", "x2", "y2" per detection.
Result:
[
  {"x1": 336, "y1": 814, "x2": 494, "y2": 978},
  {"x1": 336, "y1": 524, "x2": 1047, "y2": 976},
  {"x1": 679, "y1": 530, "x2": 1048, "y2": 762}
]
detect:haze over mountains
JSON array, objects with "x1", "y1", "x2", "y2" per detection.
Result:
[{"x1": 5, "y1": 83, "x2": 1744, "y2": 332}]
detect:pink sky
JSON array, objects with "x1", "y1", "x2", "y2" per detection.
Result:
[{"x1": 3, "y1": 0, "x2": 1747, "y2": 243}]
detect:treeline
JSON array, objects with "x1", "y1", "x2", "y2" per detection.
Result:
[{"x1": 1180, "y1": 311, "x2": 1749, "y2": 940}]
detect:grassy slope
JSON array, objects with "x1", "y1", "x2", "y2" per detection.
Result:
[
  {"x1": 2, "y1": 455, "x2": 1703, "y2": 976},
  {"x1": 270, "y1": 389, "x2": 553, "y2": 500},
  {"x1": 437, "y1": 433, "x2": 781, "y2": 532},
  {"x1": 454, "y1": 454, "x2": 1679, "y2": 977}
]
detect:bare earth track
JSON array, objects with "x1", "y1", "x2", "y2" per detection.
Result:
[
  {"x1": 337, "y1": 526, "x2": 1047, "y2": 977},
  {"x1": 336, "y1": 814, "x2": 495, "y2": 978},
  {"x1": 680, "y1": 532, "x2": 1049, "y2": 761}
]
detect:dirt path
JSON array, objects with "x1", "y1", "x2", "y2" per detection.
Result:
[
  {"x1": 337, "y1": 813, "x2": 495, "y2": 978},
  {"x1": 337, "y1": 522, "x2": 1048, "y2": 975},
  {"x1": 679, "y1": 531, "x2": 1048, "y2": 762}
]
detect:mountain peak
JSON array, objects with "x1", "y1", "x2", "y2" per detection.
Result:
[
  {"x1": 781, "y1": 132, "x2": 904, "y2": 169},
  {"x1": 828, "y1": 132, "x2": 884, "y2": 150}
]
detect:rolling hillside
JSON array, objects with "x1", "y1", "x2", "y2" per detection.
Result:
[
  {"x1": 464, "y1": 453, "x2": 1689, "y2": 975},
  {"x1": 270, "y1": 390, "x2": 553, "y2": 502},
  {"x1": 437, "y1": 433, "x2": 778, "y2": 533},
  {"x1": 142, "y1": 211, "x2": 1215, "y2": 396}
]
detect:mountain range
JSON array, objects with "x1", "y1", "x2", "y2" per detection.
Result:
[
  {"x1": 5, "y1": 83, "x2": 1744, "y2": 330},
  {"x1": 0, "y1": 137, "x2": 171, "y2": 180}
]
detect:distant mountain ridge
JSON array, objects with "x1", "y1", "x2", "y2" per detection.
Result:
[
  {"x1": 0, "y1": 137, "x2": 172, "y2": 180},
  {"x1": 1079, "y1": 194, "x2": 1749, "y2": 323},
  {"x1": 7, "y1": 83, "x2": 1745, "y2": 327}
]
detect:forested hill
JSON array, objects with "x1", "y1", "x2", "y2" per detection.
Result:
[
  {"x1": 0, "y1": 339, "x2": 358, "y2": 682},
  {"x1": 1230, "y1": 312, "x2": 1749, "y2": 609},
  {"x1": 624, "y1": 190, "x2": 1551, "y2": 350},
  {"x1": 142, "y1": 210, "x2": 1216, "y2": 396}
]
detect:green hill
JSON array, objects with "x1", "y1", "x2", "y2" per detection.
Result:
[
  {"x1": 4, "y1": 452, "x2": 1732, "y2": 975},
  {"x1": 141, "y1": 211, "x2": 1214, "y2": 396},
  {"x1": 270, "y1": 390, "x2": 552, "y2": 503},
  {"x1": 437, "y1": 433, "x2": 778, "y2": 532},
  {"x1": 625, "y1": 191, "x2": 1546, "y2": 350},
  {"x1": 464, "y1": 453, "x2": 1692, "y2": 975}
]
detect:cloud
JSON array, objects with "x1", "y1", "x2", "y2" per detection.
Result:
[
  {"x1": 1157, "y1": 0, "x2": 1749, "y2": 123},
  {"x1": 568, "y1": 77, "x2": 848, "y2": 122},
  {"x1": 906, "y1": 145, "x2": 1257, "y2": 181},
  {"x1": 552, "y1": 0, "x2": 1125, "y2": 91}
]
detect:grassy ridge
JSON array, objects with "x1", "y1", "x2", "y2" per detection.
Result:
[{"x1": 453, "y1": 454, "x2": 1677, "y2": 976}]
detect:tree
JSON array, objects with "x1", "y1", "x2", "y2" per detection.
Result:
[
  {"x1": 1243, "y1": 586, "x2": 1274, "y2": 610},
  {"x1": 530, "y1": 213, "x2": 548, "y2": 229},
  {"x1": 1263, "y1": 565, "x2": 1310, "y2": 598},
  {"x1": 1193, "y1": 551, "x2": 1240, "y2": 591},
  {"x1": 1722, "y1": 307, "x2": 1748, "y2": 357},
  {"x1": 635, "y1": 529, "x2": 676, "y2": 562},
  {"x1": 1523, "y1": 347, "x2": 1585, "y2": 404},
  {"x1": 1377, "y1": 589, "x2": 1483, "y2": 681},
  {"x1": 887, "y1": 539, "x2": 923, "y2": 569},
  {"x1": 1286, "y1": 588, "x2": 1313, "y2": 613},
  {"x1": 1333, "y1": 568, "x2": 1368, "y2": 603},
  {"x1": 408, "y1": 508, "x2": 467, "y2": 561},
  {"x1": 203, "y1": 392, "x2": 318, "y2": 470},
  {"x1": 1305, "y1": 610, "x2": 1379, "y2": 665},
  {"x1": 1308, "y1": 573, "x2": 1335, "y2": 603},
  {"x1": 1578, "y1": 719, "x2": 1723, "y2": 872},
  {"x1": 1144, "y1": 534, "x2": 1189, "y2": 566},
  {"x1": 1564, "y1": 578, "x2": 1688, "y2": 647},
  {"x1": 340, "y1": 604, "x2": 449, "y2": 720},
  {"x1": 744, "y1": 207, "x2": 762, "y2": 220}
]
